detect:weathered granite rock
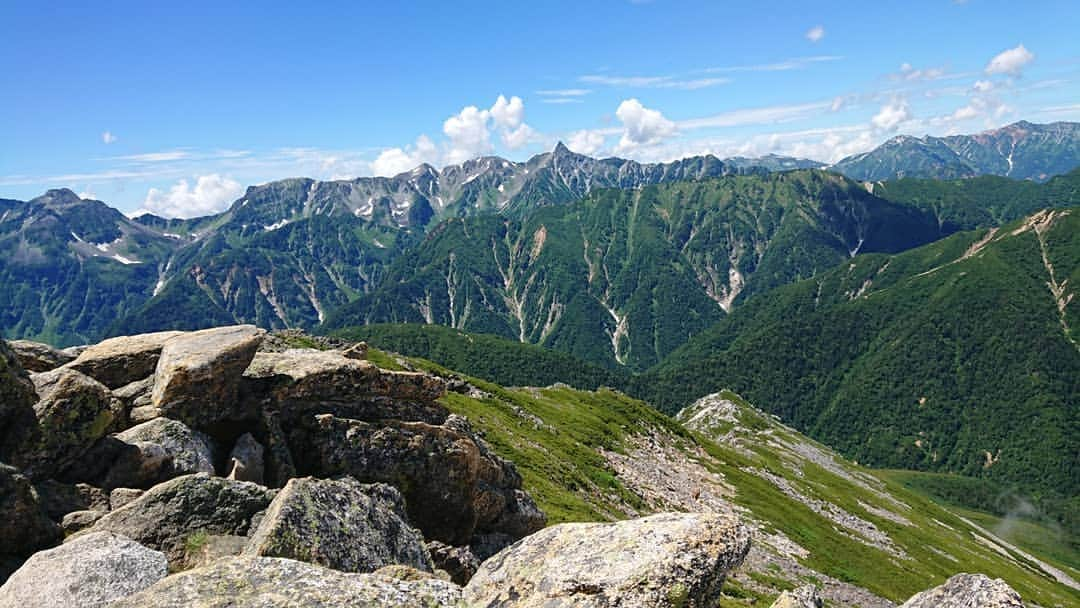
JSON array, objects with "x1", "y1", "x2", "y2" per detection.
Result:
[
  {"x1": 258, "y1": 410, "x2": 296, "y2": 487},
  {"x1": 428, "y1": 541, "x2": 480, "y2": 585},
  {"x1": 0, "y1": 340, "x2": 38, "y2": 464},
  {"x1": 243, "y1": 349, "x2": 448, "y2": 425},
  {"x1": 115, "y1": 418, "x2": 217, "y2": 478},
  {"x1": 34, "y1": 479, "x2": 110, "y2": 520},
  {"x1": 181, "y1": 534, "x2": 247, "y2": 569},
  {"x1": 66, "y1": 331, "x2": 184, "y2": 389},
  {"x1": 111, "y1": 556, "x2": 464, "y2": 608},
  {"x1": 770, "y1": 585, "x2": 824, "y2": 608},
  {"x1": 100, "y1": 440, "x2": 172, "y2": 489},
  {"x1": 463, "y1": 512, "x2": 751, "y2": 608},
  {"x1": 294, "y1": 413, "x2": 544, "y2": 545},
  {"x1": 8, "y1": 340, "x2": 74, "y2": 373},
  {"x1": 113, "y1": 376, "x2": 155, "y2": 412},
  {"x1": 79, "y1": 473, "x2": 274, "y2": 563},
  {"x1": 109, "y1": 487, "x2": 144, "y2": 509},
  {"x1": 0, "y1": 531, "x2": 167, "y2": 608},
  {"x1": 151, "y1": 325, "x2": 265, "y2": 429},
  {"x1": 20, "y1": 368, "x2": 123, "y2": 478},
  {"x1": 899, "y1": 573, "x2": 1024, "y2": 608},
  {"x1": 61, "y1": 508, "x2": 105, "y2": 533},
  {"x1": 0, "y1": 463, "x2": 61, "y2": 559},
  {"x1": 227, "y1": 432, "x2": 264, "y2": 483},
  {"x1": 342, "y1": 341, "x2": 369, "y2": 360},
  {"x1": 245, "y1": 477, "x2": 432, "y2": 573}
]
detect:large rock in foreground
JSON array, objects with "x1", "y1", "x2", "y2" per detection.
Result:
[
  {"x1": 8, "y1": 340, "x2": 74, "y2": 373},
  {"x1": 0, "y1": 531, "x2": 167, "y2": 608},
  {"x1": 899, "y1": 573, "x2": 1024, "y2": 608},
  {"x1": 295, "y1": 413, "x2": 545, "y2": 545},
  {"x1": 463, "y1": 512, "x2": 750, "y2": 608},
  {"x1": 245, "y1": 477, "x2": 432, "y2": 573},
  {"x1": 0, "y1": 340, "x2": 37, "y2": 465},
  {"x1": 111, "y1": 556, "x2": 463, "y2": 608},
  {"x1": 79, "y1": 473, "x2": 274, "y2": 563},
  {"x1": 65, "y1": 331, "x2": 183, "y2": 389},
  {"x1": 0, "y1": 464, "x2": 61, "y2": 565},
  {"x1": 151, "y1": 325, "x2": 265, "y2": 429},
  {"x1": 22, "y1": 367, "x2": 123, "y2": 478}
]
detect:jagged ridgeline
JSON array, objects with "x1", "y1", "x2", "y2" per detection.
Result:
[{"x1": 635, "y1": 209, "x2": 1080, "y2": 529}]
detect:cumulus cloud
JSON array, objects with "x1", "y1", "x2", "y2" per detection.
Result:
[
  {"x1": 614, "y1": 98, "x2": 677, "y2": 153},
  {"x1": 806, "y1": 25, "x2": 825, "y2": 43},
  {"x1": 370, "y1": 135, "x2": 438, "y2": 177},
  {"x1": 985, "y1": 44, "x2": 1034, "y2": 76},
  {"x1": 567, "y1": 130, "x2": 607, "y2": 155},
  {"x1": 871, "y1": 100, "x2": 911, "y2": 131},
  {"x1": 142, "y1": 174, "x2": 243, "y2": 219},
  {"x1": 442, "y1": 105, "x2": 494, "y2": 164},
  {"x1": 101, "y1": 131, "x2": 118, "y2": 144}
]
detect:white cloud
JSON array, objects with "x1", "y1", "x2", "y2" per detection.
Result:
[
  {"x1": 490, "y1": 95, "x2": 525, "y2": 130},
  {"x1": 705, "y1": 55, "x2": 842, "y2": 73},
  {"x1": 806, "y1": 25, "x2": 825, "y2": 43},
  {"x1": 566, "y1": 130, "x2": 607, "y2": 155},
  {"x1": 580, "y1": 74, "x2": 730, "y2": 90},
  {"x1": 536, "y1": 88, "x2": 591, "y2": 97},
  {"x1": 680, "y1": 101, "x2": 831, "y2": 130},
  {"x1": 985, "y1": 44, "x2": 1034, "y2": 76},
  {"x1": 370, "y1": 135, "x2": 438, "y2": 177},
  {"x1": 104, "y1": 150, "x2": 190, "y2": 163},
  {"x1": 614, "y1": 98, "x2": 677, "y2": 153},
  {"x1": 871, "y1": 100, "x2": 911, "y2": 131},
  {"x1": 442, "y1": 105, "x2": 494, "y2": 164},
  {"x1": 950, "y1": 104, "x2": 980, "y2": 121},
  {"x1": 142, "y1": 174, "x2": 243, "y2": 219},
  {"x1": 501, "y1": 124, "x2": 536, "y2": 150},
  {"x1": 973, "y1": 80, "x2": 995, "y2": 93},
  {"x1": 101, "y1": 131, "x2": 118, "y2": 144},
  {"x1": 895, "y1": 63, "x2": 947, "y2": 81}
]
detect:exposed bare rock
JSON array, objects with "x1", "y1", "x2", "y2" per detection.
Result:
[
  {"x1": 65, "y1": 331, "x2": 184, "y2": 389},
  {"x1": 0, "y1": 463, "x2": 61, "y2": 568},
  {"x1": 770, "y1": 585, "x2": 824, "y2": 608},
  {"x1": 19, "y1": 367, "x2": 123, "y2": 478},
  {"x1": 33, "y1": 479, "x2": 110, "y2": 520},
  {"x1": 0, "y1": 531, "x2": 167, "y2": 608},
  {"x1": 463, "y1": 512, "x2": 751, "y2": 608},
  {"x1": 342, "y1": 341, "x2": 369, "y2": 360},
  {"x1": 180, "y1": 534, "x2": 247, "y2": 569},
  {"x1": 116, "y1": 417, "x2": 217, "y2": 477},
  {"x1": 0, "y1": 340, "x2": 39, "y2": 464},
  {"x1": 109, "y1": 487, "x2": 144, "y2": 510},
  {"x1": 150, "y1": 325, "x2": 265, "y2": 429},
  {"x1": 78, "y1": 473, "x2": 274, "y2": 563},
  {"x1": 427, "y1": 540, "x2": 480, "y2": 585},
  {"x1": 227, "y1": 432, "x2": 265, "y2": 483},
  {"x1": 899, "y1": 573, "x2": 1024, "y2": 608},
  {"x1": 110, "y1": 556, "x2": 464, "y2": 608},
  {"x1": 113, "y1": 376, "x2": 155, "y2": 412},
  {"x1": 8, "y1": 339, "x2": 74, "y2": 373},
  {"x1": 243, "y1": 349, "x2": 448, "y2": 425},
  {"x1": 60, "y1": 508, "x2": 105, "y2": 534},
  {"x1": 245, "y1": 477, "x2": 432, "y2": 573},
  {"x1": 294, "y1": 413, "x2": 544, "y2": 545}
]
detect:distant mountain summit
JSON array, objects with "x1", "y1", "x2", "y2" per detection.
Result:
[{"x1": 832, "y1": 120, "x2": 1080, "y2": 182}]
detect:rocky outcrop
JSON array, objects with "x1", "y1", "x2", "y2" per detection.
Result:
[
  {"x1": 151, "y1": 325, "x2": 265, "y2": 428},
  {"x1": 463, "y1": 512, "x2": 751, "y2": 607},
  {"x1": 65, "y1": 331, "x2": 184, "y2": 389},
  {"x1": 79, "y1": 473, "x2": 274, "y2": 563},
  {"x1": 243, "y1": 349, "x2": 448, "y2": 424},
  {"x1": 770, "y1": 585, "x2": 824, "y2": 608},
  {"x1": 428, "y1": 541, "x2": 480, "y2": 585},
  {"x1": 8, "y1": 340, "x2": 74, "y2": 373},
  {"x1": 113, "y1": 418, "x2": 217, "y2": 481},
  {"x1": 33, "y1": 479, "x2": 110, "y2": 520},
  {"x1": 0, "y1": 340, "x2": 38, "y2": 464},
  {"x1": 899, "y1": 573, "x2": 1024, "y2": 608},
  {"x1": 20, "y1": 367, "x2": 123, "y2": 478},
  {"x1": 294, "y1": 413, "x2": 545, "y2": 545},
  {"x1": 0, "y1": 464, "x2": 61, "y2": 569},
  {"x1": 110, "y1": 556, "x2": 464, "y2": 608},
  {"x1": 0, "y1": 532, "x2": 167, "y2": 608},
  {"x1": 245, "y1": 477, "x2": 432, "y2": 573}
]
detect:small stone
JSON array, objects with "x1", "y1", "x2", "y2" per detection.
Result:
[
  {"x1": 770, "y1": 585, "x2": 824, "y2": 608},
  {"x1": 899, "y1": 573, "x2": 1025, "y2": 608}
]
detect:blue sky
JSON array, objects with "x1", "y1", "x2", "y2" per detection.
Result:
[{"x1": 2, "y1": 0, "x2": 1079, "y2": 217}]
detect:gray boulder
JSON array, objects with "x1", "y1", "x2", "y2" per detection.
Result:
[
  {"x1": 109, "y1": 487, "x2": 144, "y2": 509},
  {"x1": 151, "y1": 325, "x2": 265, "y2": 429},
  {"x1": 428, "y1": 541, "x2": 480, "y2": 585},
  {"x1": 110, "y1": 556, "x2": 464, "y2": 608},
  {"x1": 0, "y1": 463, "x2": 61, "y2": 562},
  {"x1": 227, "y1": 432, "x2": 264, "y2": 483},
  {"x1": 8, "y1": 340, "x2": 74, "y2": 373},
  {"x1": 78, "y1": 473, "x2": 274, "y2": 563},
  {"x1": 19, "y1": 367, "x2": 123, "y2": 478},
  {"x1": 900, "y1": 573, "x2": 1024, "y2": 608},
  {"x1": 245, "y1": 477, "x2": 432, "y2": 573},
  {"x1": 33, "y1": 479, "x2": 109, "y2": 520},
  {"x1": 61, "y1": 509, "x2": 105, "y2": 534},
  {"x1": 243, "y1": 349, "x2": 448, "y2": 424},
  {"x1": 115, "y1": 418, "x2": 217, "y2": 479},
  {"x1": 294, "y1": 413, "x2": 545, "y2": 545},
  {"x1": 0, "y1": 531, "x2": 167, "y2": 608},
  {"x1": 0, "y1": 340, "x2": 38, "y2": 464},
  {"x1": 463, "y1": 512, "x2": 751, "y2": 608},
  {"x1": 65, "y1": 330, "x2": 184, "y2": 389},
  {"x1": 770, "y1": 585, "x2": 824, "y2": 608}
]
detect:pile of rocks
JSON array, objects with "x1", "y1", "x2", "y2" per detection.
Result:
[{"x1": 0, "y1": 328, "x2": 1032, "y2": 607}]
